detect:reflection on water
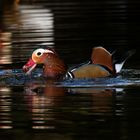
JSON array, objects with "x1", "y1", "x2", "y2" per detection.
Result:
[
  {"x1": 0, "y1": 32, "x2": 12, "y2": 65},
  {"x1": 0, "y1": 84, "x2": 117, "y2": 131},
  {"x1": 0, "y1": 82, "x2": 140, "y2": 139},
  {"x1": 1, "y1": 4, "x2": 54, "y2": 68},
  {"x1": 0, "y1": 87, "x2": 12, "y2": 129},
  {"x1": 25, "y1": 81, "x2": 66, "y2": 130},
  {"x1": 0, "y1": 69, "x2": 139, "y2": 139}
]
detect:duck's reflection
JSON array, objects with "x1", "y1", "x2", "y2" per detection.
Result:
[
  {"x1": 69, "y1": 88, "x2": 115, "y2": 116},
  {"x1": 24, "y1": 80, "x2": 66, "y2": 129},
  {"x1": 0, "y1": 83, "x2": 122, "y2": 131},
  {"x1": 24, "y1": 81, "x2": 119, "y2": 129}
]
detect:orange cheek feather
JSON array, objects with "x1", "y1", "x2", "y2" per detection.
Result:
[{"x1": 32, "y1": 53, "x2": 46, "y2": 64}]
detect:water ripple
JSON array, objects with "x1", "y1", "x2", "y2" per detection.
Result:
[{"x1": 0, "y1": 69, "x2": 140, "y2": 88}]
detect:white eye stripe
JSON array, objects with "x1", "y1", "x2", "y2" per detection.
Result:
[
  {"x1": 44, "y1": 49, "x2": 54, "y2": 54},
  {"x1": 34, "y1": 49, "x2": 44, "y2": 57},
  {"x1": 33, "y1": 48, "x2": 54, "y2": 57}
]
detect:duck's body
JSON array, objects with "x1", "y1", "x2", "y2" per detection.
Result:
[
  {"x1": 69, "y1": 64, "x2": 110, "y2": 78},
  {"x1": 23, "y1": 47, "x2": 135, "y2": 79}
]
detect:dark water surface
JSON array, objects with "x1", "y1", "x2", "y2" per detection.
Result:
[
  {"x1": 0, "y1": 1, "x2": 140, "y2": 140},
  {"x1": 0, "y1": 69, "x2": 140, "y2": 140}
]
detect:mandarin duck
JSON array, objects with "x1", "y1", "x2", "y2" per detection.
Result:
[{"x1": 23, "y1": 47, "x2": 135, "y2": 79}]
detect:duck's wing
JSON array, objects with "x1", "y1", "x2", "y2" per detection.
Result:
[
  {"x1": 91, "y1": 47, "x2": 114, "y2": 73},
  {"x1": 65, "y1": 61, "x2": 91, "y2": 79},
  {"x1": 68, "y1": 60, "x2": 91, "y2": 72}
]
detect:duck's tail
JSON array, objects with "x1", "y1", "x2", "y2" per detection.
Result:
[
  {"x1": 91, "y1": 46, "x2": 135, "y2": 74},
  {"x1": 112, "y1": 49, "x2": 136, "y2": 73}
]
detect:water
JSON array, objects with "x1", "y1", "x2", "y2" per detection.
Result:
[
  {"x1": 0, "y1": 1, "x2": 140, "y2": 140},
  {"x1": 0, "y1": 69, "x2": 140, "y2": 140}
]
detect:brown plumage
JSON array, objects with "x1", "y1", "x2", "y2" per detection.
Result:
[
  {"x1": 42, "y1": 53, "x2": 67, "y2": 78},
  {"x1": 23, "y1": 48, "x2": 67, "y2": 79},
  {"x1": 91, "y1": 47, "x2": 114, "y2": 73}
]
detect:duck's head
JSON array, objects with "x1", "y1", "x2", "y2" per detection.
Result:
[
  {"x1": 23, "y1": 48, "x2": 55, "y2": 74},
  {"x1": 23, "y1": 48, "x2": 67, "y2": 78}
]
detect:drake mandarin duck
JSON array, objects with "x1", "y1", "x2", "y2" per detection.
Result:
[{"x1": 23, "y1": 47, "x2": 135, "y2": 79}]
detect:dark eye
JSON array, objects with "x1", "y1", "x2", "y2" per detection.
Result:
[
  {"x1": 37, "y1": 52, "x2": 42, "y2": 56},
  {"x1": 34, "y1": 48, "x2": 45, "y2": 57}
]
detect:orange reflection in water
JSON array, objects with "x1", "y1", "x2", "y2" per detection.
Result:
[
  {"x1": 24, "y1": 81, "x2": 66, "y2": 130},
  {"x1": 2, "y1": 2, "x2": 54, "y2": 67},
  {"x1": 24, "y1": 80, "x2": 117, "y2": 130},
  {"x1": 0, "y1": 32, "x2": 12, "y2": 65}
]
